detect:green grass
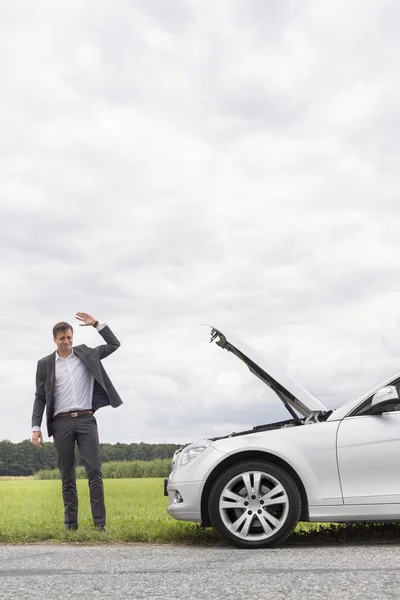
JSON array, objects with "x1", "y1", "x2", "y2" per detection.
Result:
[
  {"x1": 0, "y1": 478, "x2": 220, "y2": 544},
  {"x1": 33, "y1": 459, "x2": 171, "y2": 480},
  {"x1": 1, "y1": 479, "x2": 400, "y2": 545}
]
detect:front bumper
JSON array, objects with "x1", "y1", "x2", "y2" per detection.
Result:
[
  {"x1": 166, "y1": 479, "x2": 205, "y2": 522},
  {"x1": 164, "y1": 444, "x2": 228, "y2": 523}
]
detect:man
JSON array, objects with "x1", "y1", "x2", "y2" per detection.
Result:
[{"x1": 31, "y1": 312, "x2": 122, "y2": 531}]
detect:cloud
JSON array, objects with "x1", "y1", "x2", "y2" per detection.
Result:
[{"x1": 2, "y1": 0, "x2": 400, "y2": 445}]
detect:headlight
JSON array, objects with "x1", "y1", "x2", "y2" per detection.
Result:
[
  {"x1": 171, "y1": 448, "x2": 182, "y2": 470},
  {"x1": 180, "y1": 440, "x2": 212, "y2": 466}
]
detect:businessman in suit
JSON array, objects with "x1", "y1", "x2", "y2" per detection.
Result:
[{"x1": 31, "y1": 312, "x2": 122, "y2": 531}]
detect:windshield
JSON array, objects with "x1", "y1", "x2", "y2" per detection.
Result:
[{"x1": 338, "y1": 368, "x2": 400, "y2": 411}]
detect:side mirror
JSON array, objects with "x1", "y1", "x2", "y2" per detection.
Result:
[{"x1": 370, "y1": 386, "x2": 400, "y2": 414}]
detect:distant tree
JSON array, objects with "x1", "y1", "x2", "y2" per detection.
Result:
[{"x1": 0, "y1": 440, "x2": 183, "y2": 476}]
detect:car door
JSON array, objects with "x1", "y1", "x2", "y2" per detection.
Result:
[{"x1": 336, "y1": 398, "x2": 400, "y2": 505}]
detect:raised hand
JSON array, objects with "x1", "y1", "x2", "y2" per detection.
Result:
[{"x1": 75, "y1": 312, "x2": 98, "y2": 327}]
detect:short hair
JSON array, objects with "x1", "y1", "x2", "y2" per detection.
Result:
[{"x1": 53, "y1": 322, "x2": 74, "y2": 338}]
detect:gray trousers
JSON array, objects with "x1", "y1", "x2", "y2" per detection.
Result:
[{"x1": 52, "y1": 414, "x2": 106, "y2": 528}]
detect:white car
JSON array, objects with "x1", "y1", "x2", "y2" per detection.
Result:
[{"x1": 165, "y1": 326, "x2": 400, "y2": 548}]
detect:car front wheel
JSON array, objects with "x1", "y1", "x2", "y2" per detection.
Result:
[{"x1": 208, "y1": 461, "x2": 301, "y2": 548}]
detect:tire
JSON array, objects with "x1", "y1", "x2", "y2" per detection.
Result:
[{"x1": 208, "y1": 460, "x2": 301, "y2": 549}]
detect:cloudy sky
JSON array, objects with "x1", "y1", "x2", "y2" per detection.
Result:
[{"x1": 2, "y1": 0, "x2": 400, "y2": 445}]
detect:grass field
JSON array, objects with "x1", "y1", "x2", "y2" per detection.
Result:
[
  {"x1": 1, "y1": 478, "x2": 399, "y2": 545},
  {"x1": 0, "y1": 478, "x2": 220, "y2": 544}
]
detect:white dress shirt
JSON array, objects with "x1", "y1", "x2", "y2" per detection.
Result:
[{"x1": 53, "y1": 350, "x2": 94, "y2": 416}]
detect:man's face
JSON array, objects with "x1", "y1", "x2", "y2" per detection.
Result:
[{"x1": 54, "y1": 329, "x2": 73, "y2": 354}]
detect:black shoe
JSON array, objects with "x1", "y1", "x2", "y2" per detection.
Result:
[
  {"x1": 97, "y1": 526, "x2": 107, "y2": 533},
  {"x1": 65, "y1": 524, "x2": 78, "y2": 530}
]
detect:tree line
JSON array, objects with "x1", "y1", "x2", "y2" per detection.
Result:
[{"x1": 0, "y1": 440, "x2": 183, "y2": 476}]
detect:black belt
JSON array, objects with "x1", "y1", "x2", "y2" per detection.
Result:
[{"x1": 55, "y1": 410, "x2": 93, "y2": 419}]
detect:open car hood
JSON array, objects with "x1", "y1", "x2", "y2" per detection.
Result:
[{"x1": 209, "y1": 326, "x2": 328, "y2": 421}]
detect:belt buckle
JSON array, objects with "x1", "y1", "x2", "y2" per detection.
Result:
[{"x1": 71, "y1": 412, "x2": 78, "y2": 418}]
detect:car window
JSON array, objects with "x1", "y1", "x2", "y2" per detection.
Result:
[{"x1": 351, "y1": 378, "x2": 400, "y2": 416}]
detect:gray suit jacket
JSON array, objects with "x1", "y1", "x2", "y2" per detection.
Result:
[{"x1": 32, "y1": 326, "x2": 123, "y2": 437}]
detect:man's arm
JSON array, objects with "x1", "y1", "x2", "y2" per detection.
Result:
[
  {"x1": 75, "y1": 312, "x2": 121, "y2": 360},
  {"x1": 31, "y1": 361, "x2": 45, "y2": 448}
]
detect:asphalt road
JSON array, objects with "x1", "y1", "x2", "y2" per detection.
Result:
[{"x1": 1, "y1": 543, "x2": 400, "y2": 600}]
